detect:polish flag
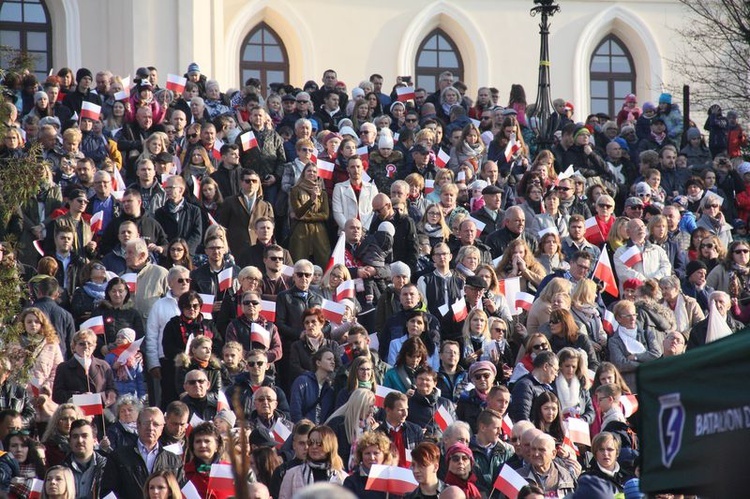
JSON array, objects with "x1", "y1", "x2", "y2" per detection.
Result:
[
  {"x1": 593, "y1": 245, "x2": 619, "y2": 298},
  {"x1": 498, "y1": 277, "x2": 521, "y2": 315},
  {"x1": 501, "y1": 414, "x2": 513, "y2": 436},
  {"x1": 259, "y1": 300, "x2": 276, "y2": 322},
  {"x1": 80, "y1": 316, "x2": 105, "y2": 335},
  {"x1": 493, "y1": 464, "x2": 528, "y2": 498},
  {"x1": 208, "y1": 463, "x2": 234, "y2": 492},
  {"x1": 163, "y1": 442, "x2": 183, "y2": 455},
  {"x1": 326, "y1": 232, "x2": 346, "y2": 273},
  {"x1": 112, "y1": 167, "x2": 126, "y2": 193},
  {"x1": 117, "y1": 338, "x2": 144, "y2": 365},
  {"x1": 515, "y1": 292, "x2": 535, "y2": 312},
  {"x1": 280, "y1": 264, "x2": 295, "y2": 278},
  {"x1": 113, "y1": 90, "x2": 129, "y2": 101},
  {"x1": 166, "y1": 74, "x2": 187, "y2": 94},
  {"x1": 184, "y1": 333, "x2": 194, "y2": 356},
  {"x1": 89, "y1": 210, "x2": 104, "y2": 233},
  {"x1": 357, "y1": 146, "x2": 369, "y2": 164},
  {"x1": 434, "y1": 405, "x2": 455, "y2": 431},
  {"x1": 120, "y1": 272, "x2": 138, "y2": 294},
  {"x1": 557, "y1": 165, "x2": 575, "y2": 181},
  {"x1": 396, "y1": 86, "x2": 416, "y2": 102},
  {"x1": 424, "y1": 179, "x2": 435, "y2": 194},
  {"x1": 218, "y1": 268, "x2": 233, "y2": 292},
  {"x1": 468, "y1": 217, "x2": 486, "y2": 238},
  {"x1": 435, "y1": 148, "x2": 450, "y2": 168},
  {"x1": 188, "y1": 412, "x2": 204, "y2": 432},
  {"x1": 217, "y1": 390, "x2": 230, "y2": 412},
  {"x1": 365, "y1": 464, "x2": 419, "y2": 495},
  {"x1": 181, "y1": 480, "x2": 201, "y2": 499},
  {"x1": 504, "y1": 134, "x2": 522, "y2": 162},
  {"x1": 375, "y1": 385, "x2": 399, "y2": 408},
  {"x1": 121, "y1": 76, "x2": 131, "y2": 89},
  {"x1": 584, "y1": 216, "x2": 601, "y2": 242},
  {"x1": 272, "y1": 419, "x2": 291, "y2": 447},
  {"x1": 250, "y1": 323, "x2": 271, "y2": 348},
  {"x1": 566, "y1": 417, "x2": 591, "y2": 446},
  {"x1": 394, "y1": 132, "x2": 400, "y2": 143},
  {"x1": 602, "y1": 309, "x2": 617, "y2": 335},
  {"x1": 310, "y1": 149, "x2": 317, "y2": 164},
  {"x1": 620, "y1": 394, "x2": 639, "y2": 418},
  {"x1": 198, "y1": 294, "x2": 215, "y2": 320},
  {"x1": 80, "y1": 101, "x2": 101, "y2": 121},
  {"x1": 72, "y1": 393, "x2": 103, "y2": 416},
  {"x1": 335, "y1": 280, "x2": 356, "y2": 302},
  {"x1": 619, "y1": 245, "x2": 643, "y2": 268},
  {"x1": 456, "y1": 171, "x2": 466, "y2": 183},
  {"x1": 191, "y1": 175, "x2": 201, "y2": 199},
  {"x1": 29, "y1": 377, "x2": 42, "y2": 398},
  {"x1": 587, "y1": 369, "x2": 596, "y2": 385},
  {"x1": 321, "y1": 299, "x2": 347, "y2": 323},
  {"x1": 207, "y1": 213, "x2": 219, "y2": 227},
  {"x1": 538, "y1": 226, "x2": 558, "y2": 239},
  {"x1": 451, "y1": 298, "x2": 468, "y2": 322},
  {"x1": 33, "y1": 239, "x2": 45, "y2": 256},
  {"x1": 317, "y1": 159, "x2": 335, "y2": 180},
  {"x1": 240, "y1": 131, "x2": 258, "y2": 151},
  {"x1": 28, "y1": 479, "x2": 44, "y2": 499}
]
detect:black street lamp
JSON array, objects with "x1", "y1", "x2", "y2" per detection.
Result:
[{"x1": 530, "y1": 0, "x2": 561, "y2": 152}]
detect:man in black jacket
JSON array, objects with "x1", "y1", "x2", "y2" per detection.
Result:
[
  {"x1": 99, "y1": 188, "x2": 168, "y2": 256},
  {"x1": 375, "y1": 391, "x2": 423, "y2": 467},
  {"x1": 63, "y1": 419, "x2": 107, "y2": 498},
  {"x1": 469, "y1": 184, "x2": 505, "y2": 239},
  {"x1": 369, "y1": 193, "x2": 419, "y2": 271},
  {"x1": 154, "y1": 176, "x2": 203, "y2": 256},
  {"x1": 485, "y1": 206, "x2": 538, "y2": 258},
  {"x1": 101, "y1": 407, "x2": 184, "y2": 499},
  {"x1": 226, "y1": 349, "x2": 290, "y2": 417},
  {"x1": 116, "y1": 106, "x2": 155, "y2": 183}
]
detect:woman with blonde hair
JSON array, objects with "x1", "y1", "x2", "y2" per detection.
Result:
[
  {"x1": 555, "y1": 347, "x2": 595, "y2": 423},
  {"x1": 289, "y1": 162, "x2": 331, "y2": 266},
  {"x1": 571, "y1": 278, "x2": 607, "y2": 357},
  {"x1": 425, "y1": 169, "x2": 454, "y2": 204},
  {"x1": 460, "y1": 309, "x2": 493, "y2": 369},
  {"x1": 326, "y1": 389, "x2": 378, "y2": 471},
  {"x1": 41, "y1": 466, "x2": 76, "y2": 499},
  {"x1": 42, "y1": 404, "x2": 85, "y2": 467},
  {"x1": 181, "y1": 145, "x2": 215, "y2": 202},
  {"x1": 343, "y1": 431, "x2": 395, "y2": 498},
  {"x1": 278, "y1": 425, "x2": 347, "y2": 498},
  {"x1": 510, "y1": 333, "x2": 552, "y2": 383},
  {"x1": 474, "y1": 264, "x2": 513, "y2": 321},
  {"x1": 417, "y1": 203, "x2": 452, "y2": 246},
  {"x1": 494, "y1": 238, "x2": 546, "y2": 294},
  {"x1": 524, "y1": 277, "x2": 572, "y2": 335}
]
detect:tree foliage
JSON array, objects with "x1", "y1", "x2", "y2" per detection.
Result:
[{"x1": 674, "y1": 0, "x2": 750, "y2": 115}]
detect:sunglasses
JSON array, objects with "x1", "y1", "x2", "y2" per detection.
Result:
[
  {"x1": 549, "y1": 319, "x2": 561, "y2": 325},
  {"x1": 187, "y1": 133, "x2": 198, "y2": 139},
  {"x1": 598, "y1": 204, "x2": 613, "y2": 209},
  {"x1": 493, "y1": 328, "x2": 507, "y2": 334},
  {"x1": 700, "y1": 243, "x2": 715, "y2": 249},
  {"x1": 185, "y1": 303, "x2": 201, "y2": 310},
  {"x1": 267, "y1": 256, "x2": 284, "y2": 262},
  {"x1": 296, "y1": 272, "x2": 312, "y2": 278},
  {"x1": 405, "y1": 119, "x2": 418, "y2": 123},
  {"x1": 247, "y1": 361, "x2": 265, "y2": 367},
  {"x1": 242, "y1": 300, "x2": 260, "y2": 306},
  {"x1": 186, "y1": 379, "x2": 207, "y2": 385},
  {"x1": 473, "y1": 372, "x2": 491, "y2": 380},
  {"x1": 177, "y1": 278, "x2": 192, "y2": 284},
  {"x1": 557, "y1": 187, "x2": 572, "y2": 192},
  {"x1": 531, "y1": 344, "x2": 548, "y2": 351},
  {"x1": 296, "y1": 100, "x2": 310, "y2": 104},
  {"x1": 734, "y1": 249, "x2": 750, "y2": 255},
  {"x1": 299, "y1": 148, "x2": 315, "y2": 153}
]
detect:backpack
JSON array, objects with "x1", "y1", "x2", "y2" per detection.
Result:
[{"x1": 602, "y1": 420, "x2": 640, "y2": 472}]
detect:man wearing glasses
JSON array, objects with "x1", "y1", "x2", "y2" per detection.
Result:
[
  {"x1": 227, "y1": 349, "x2": 290, "y2": 418},
  {"x1": 456, "y1": 361, "x2": 497, "y2": 433},
  {"x1": 246, "y1": 386, "x2": 293, "y2": 436},
  {"x1": 535, "y1": 250, "x2": 596, "y2": 298},
  {"x1": 180, "y1": 370, "x2": 217, "y2": 421},
  {"x1": 275, "y1": 259, "x2": 323, "y2": 390},
  {"x1": 508, "y1": 351, "x2": 559, "y2": 423},
  {"x1": 217, "y1": 168, "x2": 274, "y2": 256}
]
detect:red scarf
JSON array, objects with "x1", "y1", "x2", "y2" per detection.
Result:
[{"x1": 444, "y1": 472, "x2": 481, "y2": 499}]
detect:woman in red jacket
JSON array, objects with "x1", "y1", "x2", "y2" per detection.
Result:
[{"x1": 184, "y1": 422, "x2": 235, "y2": 499}]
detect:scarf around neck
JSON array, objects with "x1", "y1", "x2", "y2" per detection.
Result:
[{"x1": 617, "y1": 326, "x2": 646, "y2": 354}]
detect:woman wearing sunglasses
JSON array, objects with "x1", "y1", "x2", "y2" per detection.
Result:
[
  {"x1": 607, "y1": 300, "x2": 661, "y2": 391},
  {"x1": 508, "y1": 333, "x2": 551, "y2": 385},
  {"x1": 225, "y1": 290, "x2": 282, "y2": 365},
  {"x1": 707, "y1": 240, "x2": 750, "y2": 320},
  {"x1": 695, "y1": 191, "x2": 733, "y2": 248},
  {"x1": 547, "y1": 309, "x2": 599, "y2": 372}
]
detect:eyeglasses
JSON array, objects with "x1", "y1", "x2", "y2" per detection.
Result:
[
  {"x1": 242, "y1": 300, "x2": 260, "y2": 306},
  {"x1": 299, "y1": 148, "x2": 315, "y2": 153},
  {"x1": 187, "y1": 133, "x2": 198, "y2": 139},
  {"x1": 75, "y1": 198, "x2": 89, "y2": 204},
  {"x1": 450, "y1": 454, "x2": 470, "y2": 462},
  {"x1": 618, "y1": 313, "x2": 637, "y2": 319},
  {"x1": 185, "y1": 303, "x2": 201, "y2": 310},
  {"x1": 531, "y1": 344, "x2": 548, "y2": 351},
  {"x1": 296, "y1": 100, "x2": 310, "y2": 104},
  {"x1": 177, "y1": 278, "x2": 192, "y2": 284},
  {"x1": 708, "y1": 204, "x2": 721, "y2": 209},
  {"x1": 598, "y1": 204, "x2": 613, "y2": 209},
  {"x1": 700, "y1": 243, "x2": 715, "y2": 249},
  {"x1": 308, "y1": 440, "x2": 323, "y2": 447},
  {"x1": 628, "y1": 206, "x2": 643, "y2": 211},
  {"x1": 405, "y1": 119, "x2": 418, "y2": 123},
  {"x1": 473, "y1": 372, "x2": 492, "y2": 380},
  {"x1": 205, "y1": 246, "x2": 224, "y2": 251},
  {"x1": 493, "y1": 328, "x2": 507, "y2": 334},
  {"x1": 267, "y1": 256, "x2": 284, "y2": 262},
  {"x1": 77, "y1": 341, "x2": 95, "y2": 347},
  {"x1": 359, "y1": 130, "x2": 369, "y2": 135},
  {"x1": 247, "y1": 361, "x2": 265, "y2": 367},
  {"x1": 186, "y1": 379, "x2": 207, "y2": 385},
  {"x1": 296, "y1": 272, "x2": 312, "y2": 278},
  {"x1": 734, "y1": 249, "x2": 750, "y2": 255}
]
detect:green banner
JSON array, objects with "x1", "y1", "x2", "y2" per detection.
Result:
[{"x1": 638, "y1": 328, "x2": 750, "y2": 494}]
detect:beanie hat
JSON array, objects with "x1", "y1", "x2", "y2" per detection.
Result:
[
  {"x1": 249, "y1": 427, "x2": 277, "y2": 448},
  {"x1": 378, "y1": 221, "x2": 395, "y2": 237},
  {"x1": 642, "y1": 102, "x2": 656, "y2": 113},
  {"x1": 635, "y1": 182, "x2": 652, "y2": 196},
  {"x1": 685, "y1": 177, "x2": 705, "y2": 190},
  {"x1": 623, "y1": 478, "x2": 644, "y2": 499},
  {"x1": 623, "y1": 278, "x2": 643, "y2": 290},
  {"x1": 687, "y1": 127, "x2": 701, "y2": 141},
  {"x1": 738, "y1": 162, "x2": 750, "y2": 176},
  {"x1": 352, "y1": 87, "x2": 365, "y2": 100},
  {"x1": 116, "y1": 328, "x2": 136, "y2": 343},
  {"x1": 33, "y1": 91, "x2": 47, "y2": 104},
  {"x1": 624, "y1": 94, "x2": 637, "y2": 103},
  {"x1": 187, "y1": 63, "x2": 200, "y2": 74},
  {"x1": 659, "y1": 93, "x2": 672, "y2": 105},
  {"x1": 378, "y1": 134, "x2": 394, "y2": 150},
  {"x1": 215, "y1": 409, "x2": 237, "y2": 428},
  {"x1": 445, "y1": 442, "x2": 475, "y2": 466},
  {"x1": 390, "y1": 261, "x2": 411, "y2": 279},
  {"x1": 727, "y1": 110, "x2": 738, "y2": 119},
  {"x1": 613, "y1": 137, "x2": 628, "y2": 150},
  {"x1": 468, "y1": 360, "x2": 497, "y2": 379},
  {"x1": 470, "y1": 179, "x2": 489, "y2": 192},
  {"x1": 573, "y1": 126, "x2": 591, "y2": 139},
  {"x1": 339, "y1": 298, "x2": 356, "y2": 312},
  {"x1": 322, "y1": 132, "x2": 342, "y2": 147},
  {"x1": 686, "y1": 260, "x2": 708, "y2": 278},
  {"x1": 76, "y1": 68, "x2": 93, "y2": 83}
]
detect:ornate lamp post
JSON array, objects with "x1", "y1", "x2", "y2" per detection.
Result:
[{"x1": 530, "y1": 0, "x2": 561, "y2": 152}]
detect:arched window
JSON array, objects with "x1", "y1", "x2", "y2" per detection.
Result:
[
  {"x1": 0, "y1": 0, "x2": 52, "y2": 80},
  {"x1": 415, "y1": 29, "x2": 463, "y2": 94},
  {"x1": 589, "y1": 35, "x2": 636, "y2": 117},
  {"x1": 239, "y1": 23, "x2": 289, "y2": 92}
]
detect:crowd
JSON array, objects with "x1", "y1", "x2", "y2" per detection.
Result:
[{"x1": 0, "y1": 61, "x2": 746, "y2": 499}]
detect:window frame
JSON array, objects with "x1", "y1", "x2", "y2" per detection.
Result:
[
  {"x1": 414, "y1": 28, "x2": 464, "y2": 94},
  {"x1": 238, "y1": 22, "x2": 289, "y2": 93},
  {"x1": 0, "y1": 0, "x2": 53, "y2": 81},
  {"x1": 589, "y1": 34, "x2": 636, "y2": 118}
]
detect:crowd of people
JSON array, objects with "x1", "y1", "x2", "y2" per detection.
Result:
[{"x1": 0, "y1": 61, "x2": 746, "y2": 498}]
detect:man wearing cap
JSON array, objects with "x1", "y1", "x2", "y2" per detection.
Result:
[
  {"x1": 183, "y1": 62, "x2": 207, "y2": 97},
  {"x1": 469, "y1": 184, "x2": 505, "y2": 239},
  {"x1": 402, "y1": 144, "x2": 438, "y2": 181},
  {"x1": 682, "y1": 260, "x2": 714, "y2": 314},
  {"x1": 508, "y1": 350, "x2": 559, "y2": 423},
  {"x1": 63, "y1": 67, "x2": 102, "y2": 116},
  {"x1": 624, "y1": 196, "x2": 645, "y2": 220},
  {"x1": 43, "y1": 187, "x2": 96, "y2": 259},
  {"x1": 456, "y1": 361, "x2": 497, "y2": 433}
]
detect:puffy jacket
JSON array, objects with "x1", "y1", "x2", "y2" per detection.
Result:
[
  {"x1": 469, "y1": 437, "x2": 514, "y2": 492},
  {"x1": 288, "y1": 371, "x2": 335, "y2": 424},
  {"x1": 508, "y1": 373, "x2": 553, "y2": 423}
]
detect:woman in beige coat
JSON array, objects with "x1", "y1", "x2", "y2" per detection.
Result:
[{"x1": 289, "y1": 163, "x2": 331, "y2": 267}]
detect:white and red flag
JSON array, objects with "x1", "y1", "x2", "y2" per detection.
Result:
[
  {"x1": 515, "y1": 292, "x2": 535, "y2": 312},
  {"x1": 584, "y1": 216, "x2": 601, "y2": 241},
  {"x1": 501, "y1": 414, "x2": 513, "y2": 436},
  {"x1": 621, "y1": 394, "x2": 639, "y2": 418},
  {"x1": 217, "y1": 390, "x2": 230, "y2": 412},
  {"x1": 467, "y1": 216, "x2": 486, "y2": 238},
  {"x1": 121, "y1": 272, "x2": 138, "y2": 294},
  {"x1": 326, "y1": 232, "x2": 346, "y2": 273},
  {"x1": 181, "y1": 480, "x2": 201, "y2": 499},
  {"x1": 113, "y1": 90, "x2": 128, "y2": 101},
  {"x1": 434, "y1": 405, "x2": 455, "y2": 431},
  {"x1": 80, "y1": 316, "x2": 105, "y2": 335},
  {"x1": 335, "y1": 280, "x2": 356, "y2": 302},
  {"x1": 321, "y1": 299, "x2": 347, "y2": 323},
  {"x1": 451, "y1": 298, "x2": 468, "y2": 322},
  {"x1": 365, "y1": 464, "x2": 419, "y2": 496},
  {"x1": 208, "y1": 463, "x2": 234, "y2": 492},
  {"x1": 218, "y1": 268, "x2": 233, "y2": 292},
  {"x1": 166, "y1": 74, "x2": 187, "y2": 94},
  {"x1": 493, "y1": 464, "x2": 529, "y2": 499},
  {"x1": 317, "y1": 159, "x2": 335, "y2": 180},
  {"x1": 593, "y1": 245, "x2": 619, "y2": 298},
  {"x1": 88, "y1": 211, "x2": 104, "y2": 233},
  {"x1": 435, "y1": 148, "x2": 450, "y2": 168},
  {"x1": 602, "y1": 309, "x2": 617, "y2": 335},
  {"x1": 272, "y1": 419, "x2": 292, "y2": 447},
  {"x1": 250, "y1": 323, "x2": 271, "y2": 348},
  {"x1": 566, "y1": 417, "x2": 592, "y2": 446},
  {"x1": 198, "y1": 294, "x2": 215, "y2": 320},
  {"x1": 28, "y1": 479, "x2": 44, "y2": 499},
  {"x1": 424, "y1": 179, "x2": 435, "y2": 194},
  {"x1": 396, "y1": 86, "x2": 416, "y2": 102},
  {"x1": 504, "y1": 134, "x2": 522, "y2": 162},
  {"x1": 259, "y1": 300, "x2": 276, "y2": 322},
  {"x1": 80, "y1": 101, "x2": 101, "y2": 121},
  {"x1": 375, "y1": 385, "x2": 399, "y2": 408},
  {"x1": 619, "y1": 245, "x2": 643, "y2": 268},
  {"x1": 498, "y1": 277, "x2": 521, "y2": 315},
  {"x1": 240, "y1": 131, "x2": 258, "y2": 151},
  {"x1": 116, "y1": 338, "x2": 144, "y2": 365},
  {"x1": 73, "y1": 393, "x2": 103, "y2": 416}
]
